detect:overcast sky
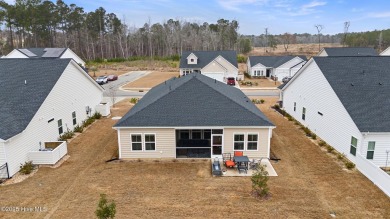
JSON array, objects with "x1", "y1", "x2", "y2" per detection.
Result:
[{"x1": 25, "y1": 0, "x2": 390, "y2": 35}]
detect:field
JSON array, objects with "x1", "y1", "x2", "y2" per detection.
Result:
[
  {"x1": 0, "y1": 97, "x2": 388, "y2": 219},
  {"x1": 123, "y1": 71, "x2": 179, "y2": 89}
]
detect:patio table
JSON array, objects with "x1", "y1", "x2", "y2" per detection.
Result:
[{"x1": 233, "y1": 156, "x2": 250, "y2": 170}]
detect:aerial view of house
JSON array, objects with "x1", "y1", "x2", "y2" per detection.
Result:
[
  {"x1": 114, "y1": 73, "x2": 274, "y2": 160},
  {"x1": 247, "y1": 56, "x2": 307, "y2": 81},
  {"x1": 179, "y1": 50, "x2": 239, "y2": 83},
  {"x1": 316, "y1": 47, "x2": 378, "y2": 56},
  {"x1": 0, "y1": 59, "x2": 103, "y2": 177},
  {"x1": 2, "y1": 48, "x2": 86, "y2": 67},
  {"x1": 280, "y1": 56, "x2": 390, "y2": 195}
]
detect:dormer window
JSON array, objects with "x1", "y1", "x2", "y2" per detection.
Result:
[
  {"x1": 187, "y1": 53, "x2": 198, "y2": 64},
  {"x1": 191, "y1": 59, "x2": 194, "y2": 62}
]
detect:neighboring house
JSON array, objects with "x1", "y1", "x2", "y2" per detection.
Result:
[
  {"x1": 113, "y1": 73, "x2": 275, "y2": 160},
  {"x1": 247, "y1": 56, "x2": 307, "y2": 81},
  {"x1": 179, "y1": 50, "x2": 239, "y2": 83},
  {"x1": 280, "y1": 56, "x2": 390, "y2": 196},
  {"x1": 317, "y1": 47, "x2": 378, "y2": 57},
  {"x1": 3, "y1": 48, "x2": 86, "y2": 67},
  {"x1": 0, "y1": 59, "x2": 103, "y2": 177},
  {"x1": 380, "y1": 46, "x2": 390, "y2": 56}
]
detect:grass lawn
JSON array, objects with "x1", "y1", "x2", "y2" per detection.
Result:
[
  {"x1": 0, "y1": 97, "x2": 389, "y2": 218},
  {"x1": 123, "y1": 71, "x2": 179, "y2": 89}
]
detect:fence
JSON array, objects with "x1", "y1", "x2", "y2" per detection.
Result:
[
  {"x1": 28, "y1": 141, "x2": 68, "y2": 165},
  {"x1": 0, "y1": 163, "x2": 10, "y2": 179},
  {"x1": 356, "y1": 153, "x2": 390, "y2": 197}
]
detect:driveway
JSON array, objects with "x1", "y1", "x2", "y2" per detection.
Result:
[{"x1": 102, "y1": 71, "x2": 150, "y2": 97}]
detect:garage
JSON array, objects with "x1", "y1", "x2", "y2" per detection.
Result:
[{"x1": 202, "y1": 72, "x2": 224, "y2": 82}]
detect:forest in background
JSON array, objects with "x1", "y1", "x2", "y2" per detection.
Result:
[{"x1": 0, "y1": 0, "x2": 389, "y2": 61}]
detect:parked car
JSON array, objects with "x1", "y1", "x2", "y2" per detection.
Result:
[
  {"x1": 227, "y1": 77, "x2": 236, "y2": 86},
  {"x1": 96, "y1": 76, "x2": 108, "y2": 85},
  {"x1": 282, "y1": 76, "x2": 292, "y2": 83},
  {"x1": 107, "y1": 75, "x2": 118, "y2": 81}
]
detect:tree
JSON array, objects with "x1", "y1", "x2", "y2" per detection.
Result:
[
  {"x1": 108, "y1": 84, "x2": 117, "y2": 108},
  {"x1": 251, "y1": 164, "x2": 269, "y2": 198},
  {"x1": 95, "y1": 193, "x2": 116, "y2": 219},
  {"x1": 343, "y1": 21, "x2": 350, "y2": 47},
  {"x1": 281, "y1": 32, "x2": 296, "y2": 52},
  {"x1": 314, "y1": 24, "x2": 324, "y2": 51}
]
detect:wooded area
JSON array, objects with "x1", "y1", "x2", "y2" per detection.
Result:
[{"x1": 0, "y1": 0, "x2": 388, "y2": 61}]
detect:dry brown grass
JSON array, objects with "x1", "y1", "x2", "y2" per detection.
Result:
[
  {"x1": 240, "y1": 78, "x2": 281, "y2": 88},
  {"x1": 0, "y1": 97, "x2": 389, "y2": 219},
  {"x1": 123, "y1": 71, "x2": 179, "y2": 89}
]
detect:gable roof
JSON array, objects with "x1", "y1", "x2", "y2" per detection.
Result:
[
  {"x1": 321, "y1": 47, "x2": 378, "y2": 56},
  {"x1": 17, "y1": 48, "x2": 67, "y2": 58},
  {"x1": 179, "y1": 50, "x2": 238, "y2": 69},
  {"x1": 312, "y1": 56, "x2": 390, "y2": 132},
  {"x1": 114, "y1": 73, "x2": 274, "y2": 128},
  {"x1": 0, "y1": 59, "x2": 72, "y2": 140},
  {"x1": 248, "y1": 56, "x2": 307, "y2": 68}
]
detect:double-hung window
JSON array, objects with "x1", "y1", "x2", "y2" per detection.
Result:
[
  {"x1": 72, "y1": 111, "x2": 77, "y2": 125},
  {"x1": 131, "y1": 134, "x2": 142, "y2": 151},
  {"x1": 366, "y1": 141, "x2": 375, "y2": 159},
  {"x1": 350, "y1": 136, "x2": 357, "y2": 156},
  {"x1": 234, "y1": 134, "x2": 245, "y2": 150},
  {"x1": 145, "y1": 134, "x2": 156, "y2": 151},
  {"x1": 58, "y1": 119, "x2": 63, "y2": 135},
  {"x1": 247, "y1": 134, "x2": 258, "y2": 150},
  {"x1": 302, "y1": 107, "x2": 306, "y2": 120}
]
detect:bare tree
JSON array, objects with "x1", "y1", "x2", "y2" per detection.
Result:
[
  {"x1": 108, "y1": 84, "x2": 117, "y2": 108},
  {"x1": 314, "y1": 24, "x2": 324, "y2": 51},
  {"x1": 281, "y1": 33, "x2": 296, "y2": 53},
  {"x1": 343, "y1": 21, "x2": 350, "y2": 47},
  {"x1": 379, "y1": 31, "x2": 383, "y2": 51},
  {"x1": 264, "y1": 27, "x2": 268, "y2": 53}
]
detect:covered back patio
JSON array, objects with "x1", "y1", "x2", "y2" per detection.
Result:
[{"x1": 175, "y1": 129, "x2": 223, "y2": 158}]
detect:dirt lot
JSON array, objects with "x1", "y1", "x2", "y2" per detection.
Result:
[
  {"x1": 123, "y1": 71, "x2": 179, "y2": 89},
  {"x1": 0, "y1": 98, "x2": 389, "y2": 219},
  {"x1": 249, "y1": 43, "x2": 343, "y2": 57},
  {"x1": 240, "y1": 78, "x2": 281, "y2": 88}
]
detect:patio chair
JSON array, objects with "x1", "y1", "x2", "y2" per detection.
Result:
[
  {"x1": 237, "y1": 162, "x2": 247, "y2": 174},
  {"x1": 249, "y1": 158, "x2": 262, "y2": 170},
  {"x1": 234, "y1": 151, "x2": 243, "y2": 157},
  {"x1": 222, "y1": 153, "x2": 235, "y2": 168}
]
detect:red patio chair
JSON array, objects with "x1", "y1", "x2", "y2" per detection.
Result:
[
  {"x1": 234, "y1": 151, "x2": 243, "y2": 157},
  {"x1": 222, "y1": 153, "x2": 235, "y2": 168}
]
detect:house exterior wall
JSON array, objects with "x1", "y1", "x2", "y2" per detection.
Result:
[
  {"x1": 223, "y1": 128, "x2": 271, "y2": 158},
  {"x1": 380, "y1": 47, "x2": 390, "y2": 56},
  {"x1": 118, "y1": 128, "x2": 176, "y2": 159},
  {"x1": 186, "y1": 53, "x2": 198, "y2": 64},
  {"x1": 317, "y1": 50, "x2": 328, "y2": 56},
  {"x1": 213, "y1": 56, "x2": 238, "y2": 78},
  {"x1": 4, "y1": 61, "x2": 103, "y2": 176},
  {"x1": 274, "y1": 58, "x2": 306, "y2": 81},
  {"x1": 250, "y1": 64, "x2": 267, "y2": 77},
  {"x1": 61, "y1": 49, "x2": 86, "y2": 67},
  {"x1": 0, "y1": 142, "x2": 5, "y2": 165},
  {"x1": 361, "y1": 133, "x2": 390, "y2": 167},
  {"x1": 282, "y1": 60, "x2": 362, "y2": 163},
  {"x1": 3, "y1": 49, "x2": 29, "y2": 58}
]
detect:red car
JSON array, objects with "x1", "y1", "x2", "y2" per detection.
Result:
[
  {"x1": 107, "y1": 75, "x2": 118, "y2": 81},
  {"x1": 227, "y1": 77, "x2": 236, "y2": 86}
]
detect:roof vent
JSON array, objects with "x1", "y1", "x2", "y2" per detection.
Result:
[
  {"x1": 24, "y1": 80, "x2": 27, "y2": 85},
  {"x1": 351, "y1": 83, "x2": 354, "y2": 86},
  {"x1": 379, "y1": 82, "x2": 383, "y2": 85}
]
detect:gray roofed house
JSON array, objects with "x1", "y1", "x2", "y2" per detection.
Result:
[
  {"x1": 280, "y1": 56, "x2": 390, "y2": 192},
  {"x1": 113, "y1": 73, "x2": 275, "y2": 160},
  {"x1": 179, "y1": 50, "x2": 239, "y2": 83},
  {"x1": 317, "y1": 47, "x2": 378, "y2": 57},
  {"x1": 247, "y1": 55, "x2": 307, "y2": 82},
  {"x1": 3, "y1": 47, "x2": 86, "y2": 67},
  {"x1": 0, "y1": 58, "x2": 103, "y2": 177}
]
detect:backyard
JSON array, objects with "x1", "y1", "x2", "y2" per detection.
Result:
[
  {"x1": 0, "y1": 97, "x2": 389, "y2": 218},
  {"x1": 123, "y1": 71, "x2": 179, "y2": 89}
]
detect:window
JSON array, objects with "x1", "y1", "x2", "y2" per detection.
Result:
[
  {"x1": 179, "y1": 130, "x2": 190, "y2": 139},
  {"x1": 203, "y1": 130, "x2": 211, "y2": 140},
  {"x1": 191, "y1": 130, "x2": 202, "y2": 139},
  {"x1": 58, "y1": 119, "x2": 63, "y2": 135},
  {"x1": 350, "y1": 136, "x2": 357, "y2": 156},
  {"x1": 212, "y1": 129, "x2": 223, "y2": 134},
  {"x1": 234, "y1": 134, "x2": 245, "y2": 150},
  {"x1": 190, "y1": 58, "x2": 194, "y2": 62},
  {"x1": 302, "y1": 107, "x2": 306, "y2": 120},
  {"x1": 294, "y1": 102, "x2": 296, "y2": 112},
  {"x1": 145, "y1": 134, "x2": 156, "y2": 151},
  {"x1": 366, "y1": 141, "x2": 375, "y2": 159},
  {"x1": 131, "y1": 134, "x2": 142, "y2": 151},
  {"x1": 72, "y1": 111, "x2": 77, "y2": 125},
  {"x1": 247, "y1": 134, "x2": 258, "y2": 150}
]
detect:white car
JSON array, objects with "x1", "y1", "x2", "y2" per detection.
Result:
[{"x1": 96, "y1": 76, "x2": 108, "y2": 85}]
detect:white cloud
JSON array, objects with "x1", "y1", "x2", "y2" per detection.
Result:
[
  {"x1": 368, "y1": 12, "x2": 390, "y2": 18},
  {"x1": 217, "y1": 0, "x2": 269, "y2": 12},
  {"x1": 287, "y1": 0, "x2": 327, "y2": 16},
  {"x1": 302, "y1": 1, "x2": 326, "y2": 9}
]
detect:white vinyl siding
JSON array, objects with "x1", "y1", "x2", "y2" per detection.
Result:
[
  {"x1": 60, "y1": 48, "x2": 86, "y2": 67},
  {"x1": 362, "y1": 133, "x2": 390, "y2": 166},
  {"x1": 224, "y1": 128, "x2": 270, "y2": 158},
  {"x1": 282, "y1": 59, "x2": 362, "y2": 163},
  {"x1": 0, "y1": 142, "x2": 5, "y2": 165},
  {"x1": 3, "y1": 61, "x2": 102, "y2": 177}
]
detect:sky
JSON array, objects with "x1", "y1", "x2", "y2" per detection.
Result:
[{"x1": 15, "y1": 0, "x2": 390, "y2": 35}]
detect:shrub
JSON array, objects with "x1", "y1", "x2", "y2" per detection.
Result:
[
  {"x1": 318, "y1": 140, "x2": 326, "y2": 147},
  {"x1": 58, "y1": 130, "x2": 75, "y2": 141},
  {"x1": 327, "y1": 145, "x2": 334, "y2": 153},
  {"x1": 74, "y1": 124, "x2": 83, "y2": 133},
  {"x1": 260, "y1": 99, "x2": 265, "y2": 104},
  {"x1": 19, "y1": 161, "x2": 34, "y2": 175},
  {"x1": 244, "y1": 72, "x2": 251, "y2": 79},
  {"x1": 273, "y1": 104, "x2": 280, "y2": 110},
  {"x1": 95, "y1": 194, "x2": 116, "y2": 219},
  {"x1": 93, "y1": 112, "x2": 102, "y2": 119},
  {"x1": 337, "y1": 153, "x2": 345, "y2": 160},
  {"x1": 311, "y1": 133, "x2": 317, "y2": 140},
  {"x1": 237, "y1": 55, "x2": 246, "y2": 63},
  {"x1": 345, "y1": 161, "x2": 355, "y2": 170},
  {"x1": 82, "y1": 117, "x2": 96, "y2": 128},
  {"x1": 251, "y1": 164, "x2": 269, "y2": 198},
  {"x1": 130, "y1": 98, "x2": 139, "y2": 104}
]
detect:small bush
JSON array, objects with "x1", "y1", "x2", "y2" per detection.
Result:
[
  {"x1": 82, "y1": 117, "x2": 96, "y2": 128},
  {"x1": 345, "y1": 161, "x2": 355, "y2": 170},
  {"x1": 327, "y1": 145, "x2": 334, "y2": 153},
  {"x1": 19, "y1": 161, "x2": 34, "y2": 175},
  {"x1": 251, "y1": 164, "x2": 269, "y2": 198},
  {"x1": 273, "y1": 104, "x2": 280, "y2": 110},
  {"x1": 130, "y1": 98, "x2": 139, "y2": 104},
  {"x1": 58, "y1": 130, "x2": 75, "y2": 141},
  {"x1": 95, "y1": 194, "x2": 116, "y2": 219},
  {"x1": 74, "y1": 124, "x2": 83, "y2": 133},
  {"x1": 260, "y1": 99, "x2": 265, "y2": 104},
  {"x1": 318, "y1": 140, "x2": 326, "y2": 147},
  {"x1": 311, "y1": 133, "x2": 317, "y2": 140},
  {"x1": 93, "y1": 112, "x2": 102, "y2": 119},
  {"x1": 237, "y1": 55, "x2": 246, "y2": 63},
  {"x1": 337, "y1": 153, "x2": 345, "y2": 160}
]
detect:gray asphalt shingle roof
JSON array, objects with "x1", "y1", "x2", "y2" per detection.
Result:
[
  {"x1": 0, "y1": 59, "x2": 72, "y2": 140},
  {"x1": 114, "y1": 73, "x2": 274, "y2": 128},
  {"x1": 17, "y1": 48, "x2": 67, "y2": 58},
  {"x1": 322, "y1": 47, "x2": 378, "y2": 56},
  {"x1": 313, "y1": 56, "x2": 390, "y2": 132},
  {"x1": 179, "y1": 50, "x2": 238, "y2": 69},
  {"x1": 248, "y1": 56, "x2": 307, "y2": 68}
]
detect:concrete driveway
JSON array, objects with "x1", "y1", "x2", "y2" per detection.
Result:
[{"x1": 102, "y1": 71, "x2": 150, "y2": 97}]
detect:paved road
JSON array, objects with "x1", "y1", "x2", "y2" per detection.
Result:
[{"x1": 102, "y1": 71, "x2": 280, "y2": 98}]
